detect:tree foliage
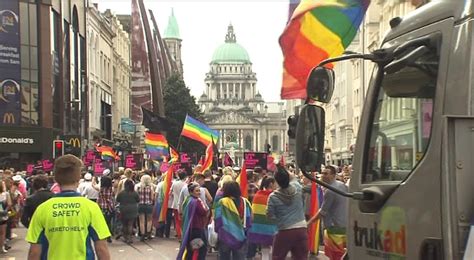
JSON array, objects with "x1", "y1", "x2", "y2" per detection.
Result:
[{"x1": 163, "y1": 74, "x2": 206, "y2": 156}]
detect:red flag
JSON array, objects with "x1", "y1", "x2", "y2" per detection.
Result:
[
  {"x1": 223, "y1": 152, "x2": 234, "y2": 166},
  {"x1": 201, "y1": 142, "x2": 213, "y2": 171},
  {"x1": 239, "y1": 161, "x2": 248, "y2": 198},
  {"x1": 279, "y1": 155, "x2": 285, "y2": 166}
]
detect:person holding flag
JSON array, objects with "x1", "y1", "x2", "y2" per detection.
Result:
[
  {"x1": 177, "y1": 182, "x2": 210, "y2": 260},
  {"x1": 214, "y1": 181, "x2": 252, "y2": 260},
  {"x1": 308, "y1": 165, "x2": 348, "y2": 260},
  {"x1": 247, "y1": 176, "x2": 277, "y2": 260},
  {"x1": 267, "y1": 165, "x2": 308, "y2": 260}
]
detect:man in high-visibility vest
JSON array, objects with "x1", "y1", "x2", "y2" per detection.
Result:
[{"x1": 26, "y1": 154, "x2": 111, "y2": 260}]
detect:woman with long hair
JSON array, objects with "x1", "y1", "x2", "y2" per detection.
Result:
[
  {"x1": 0, "y1": 181, "x2": 11, "y2": 253},
  {"x1": 116, "y1": 180, "x2": 139, "y2": 244},
  {"x1": 247, "y1": 176, "x2": 277, "y2": 260},
  {"x1": 214, "y1": 181, "x2": 252, "y2": 260},
  {"x1": 95, "y1": 175, "x2": 115, "y2": 243},
  {"x1": 177, "y1": 182, "x2": 209, "y2": 260},
  {"x1": 136, "y1": 174, "x2": 155, "y2": 241}
]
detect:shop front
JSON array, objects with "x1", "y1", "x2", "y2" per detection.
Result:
[{"x1": 0, "y1": 126, "x2": 53, "y2": 170}]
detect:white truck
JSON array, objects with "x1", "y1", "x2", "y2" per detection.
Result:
[{"x1": 295, "y1": 0, "x2": 474, "y2": 259}]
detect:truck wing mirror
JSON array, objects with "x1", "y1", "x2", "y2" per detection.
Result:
[
  {"x1": 295, "y1": 104, "x2": 370, "y2": 200},
  {"x1": 295, "y1": 104, "x2": 325, "y2": 172},
  {"x1": 306, "y1": 67, "x2": 335, "y2": 103}
]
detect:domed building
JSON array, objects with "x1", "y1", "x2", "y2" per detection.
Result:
[{"x1": 198, "y1": 24, "x2": 286, "y2": 164}]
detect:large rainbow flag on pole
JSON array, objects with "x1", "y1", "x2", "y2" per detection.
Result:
[
  {"x1": 181, "y1": 115, "x2": 219, "y2": 146},
  {"x1": 279, "y1": 0, "x2": 370, "y2": 99},
  {"x1": 145, "y1": 132, "x2": 169, "y2": 160}
]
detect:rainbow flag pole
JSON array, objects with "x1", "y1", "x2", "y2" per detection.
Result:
[
  {"x1": 180, "y1": 114, "x2": 219, "y2": 146},
  {"x1": 145, "y1": 132, "x2": 169, "y2": 160},
  {"x1": 308, "y1": 182, "x2": 321, "y2": 254}
]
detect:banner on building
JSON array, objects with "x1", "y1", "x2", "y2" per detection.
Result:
[
  {"x1": 0, "y1": 0, "x2": 21, "y2": 126},
  {"x1": 130, "y1": 0, "x2": 152, "y2": 123}
]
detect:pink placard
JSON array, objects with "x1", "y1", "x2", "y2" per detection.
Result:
[
  {"x1": 180, "y1": 153, "x2": 190, "y2": 163},
  {"x1": 160, "y1": 162, "x2": 170, "y2": 173},
  {"x1": 26, "y1": 164, "x2": 34, "y2": 174},
  {"x1": 83, "y1": 150, "x2": 96, "y2": 165},
  {"x1": 94, "y1": 159, "x2": 106, "y2": 175},
  {"x1": 42, "y1": 160, "x2": 54, "y2": 172},
  {"x1": 244, "y1": 152, "x2": 268, "y2": 169},
  {"x1": 267, "y1": 156, "x2": 276, "y2": 172},
  {"x1": 125, "y1": 155, "x2": 136, "y2": 169}
]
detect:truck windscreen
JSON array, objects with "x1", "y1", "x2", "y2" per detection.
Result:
[{"x1": 363, "y1": 44, "x2": 439, "y2": 183}]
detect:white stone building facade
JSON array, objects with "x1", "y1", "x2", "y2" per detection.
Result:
[
  {"x1": 199, "y1": 25, "x2": 286, "y2": 164},
  {"x1": 87, "y1": 4, "x2": 130, "y2": 143}
]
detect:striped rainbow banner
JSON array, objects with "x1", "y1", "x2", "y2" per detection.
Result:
[
  {"x1": 180, "y1": 115, "x2": 219, "y2": 146},
  {"x1": 145, "y1": 132, "x2": 169, "y2": 159},
  {"x1": 279, "y1": 0, "x2": 370, "y2": 99}
]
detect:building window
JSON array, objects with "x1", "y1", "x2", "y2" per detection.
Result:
[
  {"x1": 272, "y1": 135, "x2": 279, "y2": 151},
  {"x1": 245, "y1": 135, "x2": 252, "y2": 150},
  {"x1": 19, "y1": 2, "x2": 39, "y2": 125}
]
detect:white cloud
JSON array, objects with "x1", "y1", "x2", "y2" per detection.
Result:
[{"x1": 97, "y1": 0, "x2": 289, "y2": 102}]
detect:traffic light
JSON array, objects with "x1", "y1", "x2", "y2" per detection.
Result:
[
  {"x1": 287, "y1": 114, "x2": 299, "y2": 139},
  {"x1": 266, "y1": 143, "x2": 271, "y2": 154},
  {"x1": 53, "y1": 140, "x2": 64, "y2": 158}
]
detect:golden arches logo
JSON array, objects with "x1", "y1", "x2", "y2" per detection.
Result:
[
  {"x1": 68, "y1": 138, "x2": 81, "y2": 147},
  {"x1": 2, "y1": 113, "x2": 15, "y2": 124}
]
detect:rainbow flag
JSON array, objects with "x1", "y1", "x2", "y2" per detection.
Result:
[
  {"x1": 181, "y1": 115, "x2": 219, "y2": 146},
  {"x1": 324, "y1": 227, "x2": 347, "y2": 259},
  {"x1": 201, "y1": 141, "x2": 214, "y2": 172},
  {"x1": 248, "y1": 190, "x2": 277, "y2": 246},
  {"x1": 145, "y1": 132, "x2": 169, "y2": 159},
  {"x1": 96, "y1": 146, "x2": 119, "y2": 161},
  {"x1": 308, "y1": 182, "x2": 321, "y2": 253},
  {"x1": 279, "y1": 0, "x2": 370, "y2": 99},
  {"x1": 158, "y1": 167, "x2": 173, "y2": 222}
]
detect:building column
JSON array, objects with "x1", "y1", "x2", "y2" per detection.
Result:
[
  {"x1": 226, "y1": 83, "x2": 229, "y2": 99},
  {"x1": 281, "y1": 130, "x2": 284, "y2": 153},
  {"x1": 238, "y1": 83, "x2": 241, "y2": 99},
  {"x1": 253, "y1": 129, "x2": 257, "y2": 151},
  {"x1": 220, "y1": 129, "x2": 224, "y2": 147},
  {"x1": 220, "y1": 83, "x2": 223, "y2": 99},
  {"x1": 238, "y1": 129, "x2": 242, "y2": 148}
]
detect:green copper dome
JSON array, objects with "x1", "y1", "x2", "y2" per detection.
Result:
[
  {"x1": 164, "y1": 9, "x2": 180, "y2": 39},
  {"x1": 211, "y1": 24, "x2": 250, "y2": 64}
]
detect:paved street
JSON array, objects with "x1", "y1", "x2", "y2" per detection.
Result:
[{"x1": 1, "y1": 227, "x2": 329, "y2": 260}]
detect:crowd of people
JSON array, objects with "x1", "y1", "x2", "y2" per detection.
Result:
[{"x1": 0, "y1": 156, "x2": 352, "y2": 260}]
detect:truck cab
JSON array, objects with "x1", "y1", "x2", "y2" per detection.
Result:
[{"x1": 296, "y1": 1, "x2": 474, "y2": 259}]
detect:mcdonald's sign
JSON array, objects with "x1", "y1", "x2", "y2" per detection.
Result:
[
  {"x1": 2, "y1": 113, "x2": 15, "y2": 124},
  {"x1": 61, "y1": 135, "x2": 82, "y2": 157},
  {"x1": 68, "y1": 138, "x2": 81, "y2": 147}
]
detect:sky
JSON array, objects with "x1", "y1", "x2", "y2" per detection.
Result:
[{"x1": 96, "y1": 0, "x2": 290, "y2": 102}]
